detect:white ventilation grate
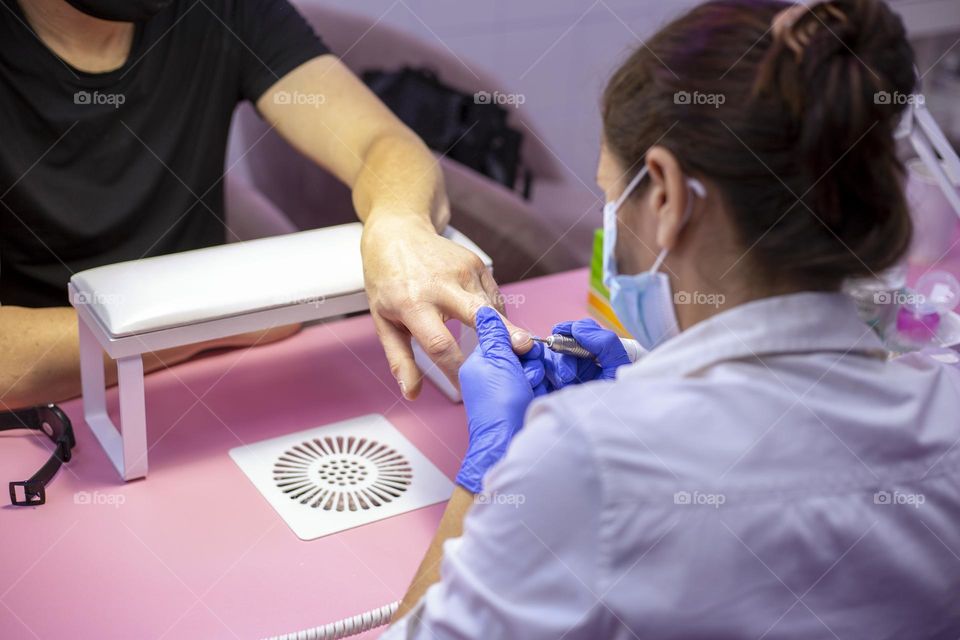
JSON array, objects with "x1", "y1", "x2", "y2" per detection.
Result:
[
  {"x1": 274, "y1": 436, "x2": 411, "y2": 511},
  {"x1": 230, "y1": 414, "x2": 453, "y2": 540}
]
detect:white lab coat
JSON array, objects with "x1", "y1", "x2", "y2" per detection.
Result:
[{"x1": 383, "y1": 291, "x2": 960, "y2": 639}]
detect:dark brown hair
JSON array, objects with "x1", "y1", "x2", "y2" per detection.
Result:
[{"x1": 602, "y1": 0, "x2": 916, "y2": 289}]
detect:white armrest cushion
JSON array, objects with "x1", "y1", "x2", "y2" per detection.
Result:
[{"x1": 70, "y1": 223, "x2": 491, "y2": 337}]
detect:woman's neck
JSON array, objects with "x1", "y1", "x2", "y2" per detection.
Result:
[
  {"x1": 18, "y1": 0, "x2": 134, "y2": 73},
  {"x1": 669, "y1": 250, "x2": 816, "y2": 333}
]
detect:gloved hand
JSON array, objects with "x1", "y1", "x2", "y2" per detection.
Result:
[
  {"x1": 542, "y1": 319, "x2": 631, "y2": 390},
  {"x1": 456, "y1": 307, "x2": 545, "y2": 493}
]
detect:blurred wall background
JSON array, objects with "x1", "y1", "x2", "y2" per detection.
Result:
[{"x1": 310, "y1": 0, "x2": 960, "y2": 190}]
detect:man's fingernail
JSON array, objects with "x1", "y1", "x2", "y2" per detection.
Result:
[
  {"x1": 512, "y1": 330, "x2": 531, "y2": 345},
  {"x1": 398, "y1": 379, "x2": 408, "y2": 398}
]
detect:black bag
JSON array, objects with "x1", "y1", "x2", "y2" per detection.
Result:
[{"x1": 362, "y1": 67, "x2": 531, "y2": 198}]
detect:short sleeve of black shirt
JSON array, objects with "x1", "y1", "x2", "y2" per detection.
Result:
[
  {"x1": 0, "y1": 0, "x2": 331, "y2": 307},
  {"x1": 231, "y1": 0, "x2": 330, "y2": 102}
]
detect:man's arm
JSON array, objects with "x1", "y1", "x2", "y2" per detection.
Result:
[
  {"x1": 0, "y1": 306, "x2": 298, "y2": 410},
  {"x1": 257, "y1": 56, "x2": 530, "y2": 399}
]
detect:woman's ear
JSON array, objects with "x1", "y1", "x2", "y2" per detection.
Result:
[{"x1": 645, "y1": 147, "x2": 689, "y2": 251}]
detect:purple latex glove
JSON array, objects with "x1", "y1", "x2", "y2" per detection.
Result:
[
  {"x1": 456, "y1": 307, "x2": 545, "y2": 493},
  {"x1": 542, "y1": 319, "x2": 631, "y2": 390}
]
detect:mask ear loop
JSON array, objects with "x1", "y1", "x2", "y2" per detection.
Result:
[
  {"x1": 648, "y1": 177, "x2": 707, "y2": 274},
  {"x1": 614, "y1": 167, "x2": 649, "y2": 210},
  {"x1": 604, "y1": 167, "x2": 650, "y2": 285}
]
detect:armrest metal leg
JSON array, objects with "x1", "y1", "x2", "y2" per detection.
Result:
[
  {"x1": 78, "y1": 319, "x2": 148, "y2": 481},
  {"x1": 117, "y1": 355, "x2": 147, "y2": 480},
  {"x1": 79, "y1": 319, "x2": 107, "y2": 422}
]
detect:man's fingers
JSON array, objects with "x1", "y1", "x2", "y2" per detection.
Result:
[
  {"x1": 479, "y1": 268, "x2": 506, "y2": 316},
  {"x1": 372, "y1": 314, "x2": 422, "y2": 400},
  {"x1": 402, "y1": 304, "x2": 465, "y2": 389},
  {"x1": 475, "y1": 270, "x2": 533, "y2": 353},
  {"x1": 440, "y1": 273, "x2": 532, "y2": 355},
  {"x1": 504, "y1": 316, "x2": 533, "y2": 355},
  {"x1": 438, "y1": 282, "x2": 487, "y2": 327}
]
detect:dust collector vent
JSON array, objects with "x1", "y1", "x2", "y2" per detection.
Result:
[
  {"x1": 230, "y1": 414, "x2": 454, "y2": 540},
  {"x1": 273, "y1": 436, "x2": 412, "y2": 511}
]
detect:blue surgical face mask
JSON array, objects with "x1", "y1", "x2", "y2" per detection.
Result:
[{"x1": 602, "y1": 167, "x2": 706, "y2": 350}]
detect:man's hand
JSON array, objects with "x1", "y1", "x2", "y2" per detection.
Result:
[
  {"x1": 362, "y1": 215, "x2": 529, "y2": 399},
  {"x1": 258, "y1": 56, "x2": 531, "y2": 397}
]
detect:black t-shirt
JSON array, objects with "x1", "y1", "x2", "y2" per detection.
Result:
[{"x1": 0, "y1": 0, "x2": 329, "y2": 306}]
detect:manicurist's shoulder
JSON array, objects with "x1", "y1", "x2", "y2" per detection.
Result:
[
  {"x1": 527, "y1": 378, "x2": 708, "y2": 475},
  {"x1": 525, "y1": 373, "x2": 781, "y2": 494}
]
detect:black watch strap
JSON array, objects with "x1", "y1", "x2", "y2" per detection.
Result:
[
  {"x1": 0, "y1": 406, "x2": 42, "y2": 432},
  {"x1": 3, "y1": 405, "x2": 75, "y2": 506}
]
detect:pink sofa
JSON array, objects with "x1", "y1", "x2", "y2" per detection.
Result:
[{"x1": 225, "y1": 1, "x2": 597, "y2": 283}]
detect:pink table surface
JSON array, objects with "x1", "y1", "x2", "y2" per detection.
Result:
[
  {"x1": 4, "y1": 229, "x2": 960, "y2": 640},
  {"x1": 0, "y1": 269, "x2": 590, "y2": 640}
]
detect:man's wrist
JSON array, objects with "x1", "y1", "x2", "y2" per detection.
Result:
[{"x1": 362, "y1": 207, "x2": 436, "y2": 239}]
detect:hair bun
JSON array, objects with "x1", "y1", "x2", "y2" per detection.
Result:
[
  {"x1": 603, "y1": 0, "x2": 916, "y2": 289},
  {"x1": 764, "y1": 0, "x2": 917, "y2": 121},
  {"x1": 754, "y1": 0, "x2": 916, "y2": 229}
]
